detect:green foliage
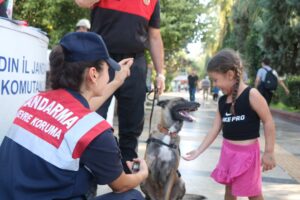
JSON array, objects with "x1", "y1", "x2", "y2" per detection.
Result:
[
  {"x1": 284, "y1": 76, "x2": 300, "y2": 109},
  {"x1": 221, "y1": 0, "x2": 300, "y2": 76},
  {"x1": 160, "y1": 0, "x2": 204, "y2": 53},
  {"x1": 272, "y1": 76, "x2": 300, "y2": 109},
  {"x1": 13, "y1": 0, "x2": 204, "y2": 53},
  {"x1": 13, "y1": 0, "x2": 205, "y2": 91},
  {"x1": 13, "y1": 0, "x2": 89, "y2": 47},
  {"x1": 258, "y1": 0, "x2": 300, "y2": 75}
]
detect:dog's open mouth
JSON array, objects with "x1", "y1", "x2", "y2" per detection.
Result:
[
  {"x1": 173, "y1": 102, "x2": 200, "y2": 122},
  {"x1": 178, "y1": 110, "x2": 196, "y2": 122}
]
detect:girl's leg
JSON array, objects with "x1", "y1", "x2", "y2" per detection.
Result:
[
  {"x1": 225, "y1": 185, "x2": 237, "y2": 200},
  {"x1": 249, "y1": 194, "x2": 264, "y2": 200}
]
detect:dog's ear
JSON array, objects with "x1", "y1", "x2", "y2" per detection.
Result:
[{"x1": 157, "y1": 100, "x2": 169, "y2": 108}]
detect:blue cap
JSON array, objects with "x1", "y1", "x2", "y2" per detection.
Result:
[{"x1": 60, "y1": 32, "x2": 120, "y2": 71}]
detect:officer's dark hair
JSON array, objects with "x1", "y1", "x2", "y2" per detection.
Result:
[{"x1": 49, "y1": 45, "x2": 105, "y2": 91}]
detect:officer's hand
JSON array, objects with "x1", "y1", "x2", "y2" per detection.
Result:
[
  {"x1": 113, "y1": 58, "x2": 133, "y2": 85},
  {"x1": 126, "y1": 158, "x2": 148, "y2": 179}
]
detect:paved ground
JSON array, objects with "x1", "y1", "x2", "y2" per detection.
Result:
[{"x1": 98, "y1": 92, "x2": 300, "y2": 200}]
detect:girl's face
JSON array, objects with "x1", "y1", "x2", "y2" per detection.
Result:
[{"x1": 208, "y1": 70, "x2": 236, "y2": 95}]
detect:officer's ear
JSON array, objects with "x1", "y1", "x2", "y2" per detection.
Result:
[{"x1": 87, "y1": 67, "x2": 98, "y2": 83}]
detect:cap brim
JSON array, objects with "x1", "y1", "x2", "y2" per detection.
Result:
[{"x1": 106, "y1": 57, "x2": 121, "y2": 71}]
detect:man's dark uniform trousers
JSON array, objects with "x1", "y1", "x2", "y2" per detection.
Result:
[{"x1": 92, "y1": 0, "x2": 160, "y2": 166}]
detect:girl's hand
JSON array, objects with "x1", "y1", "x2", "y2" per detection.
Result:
[
  {"x1": 262, "y1": 152, "x2": 276, "y2": 172},
  {"x1": 113, "y1": 58, "x2": 133, "y2": 85},
  {"x1": 182, "y1": 149, "x2": 201, "y2": 161}
]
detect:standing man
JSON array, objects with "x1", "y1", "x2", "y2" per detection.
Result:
[
  {"x1": 201, "y1": 76, "x2": 211, "y2": 100},
  {"x1": 75, "y1": 0, "x2": 165, "y2": 172},
  {"x1": 255, "y1": 57, "x2": 289, "y2": 105},
  {"x1": 187, "y1": 69, "x2": 199, "y2": 102}
]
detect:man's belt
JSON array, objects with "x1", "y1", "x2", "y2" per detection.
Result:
[{"x1": 110, "y1": 52, "x2": 144, "y2": 60}]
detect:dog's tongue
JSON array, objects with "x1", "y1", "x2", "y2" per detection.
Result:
[{"x1": 179, "y1": 111, "x2": 196, "y2": 122}]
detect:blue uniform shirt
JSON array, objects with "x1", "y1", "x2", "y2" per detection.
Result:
[{"x1": 0, "y1": 90, "x2": 123, "y2": 200}]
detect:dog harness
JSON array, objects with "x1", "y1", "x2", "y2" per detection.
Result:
[
  {"x1": 146, "y1": 137, "x2": 178, "y2": 149},
  {"x1": 146, "y1": 124, "x2": 182, "y2": 178}
]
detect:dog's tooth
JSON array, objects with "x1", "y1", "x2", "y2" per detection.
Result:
[{"x1": 189, "y1": 115, "x2": 198, "y2": 122}]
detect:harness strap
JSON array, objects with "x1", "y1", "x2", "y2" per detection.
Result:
[{"x1": 146, "y1": 138, "x2": 177, "y2": 149}]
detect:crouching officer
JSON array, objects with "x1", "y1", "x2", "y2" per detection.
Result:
[{"x1": 0, "y1": 32, "x2": 148, "y2": 200}]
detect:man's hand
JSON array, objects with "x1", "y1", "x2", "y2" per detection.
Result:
[
  {"x1": 156, "y1": 73, "x2": 165, "y2": 95},
  {"x1": 75, "y1": 0, "x2": 99, "y2": 8}
]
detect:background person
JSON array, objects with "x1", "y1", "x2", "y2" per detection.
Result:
[
  {"x1": 187, "y1": 69, "x2": 199, "y2": 102},
  {"x1": 212, "y1": 86, "x2": 220, "y2": 101},
  {"x1": 0, "y1": 32, "x2": 148, "y2": 200},
  {"x1": 75, "y1": 0, "x2": 166, "y2": 173},
  {"x1": 201, "y1": 76, "x2": 211, "y2": 100},
  {"x1": 183, "y1": 49, "x2": 276, "y2": 200},
  {"x1": 75, "y1": 18, "x2": 91, "y2": 32},
  {"x1": 255, "y1": 57, "x2": 289, "y2": 105}
]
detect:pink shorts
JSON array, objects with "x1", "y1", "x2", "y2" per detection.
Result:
[{"x1": 211, "y1": 139, "x2": 262, "y2": 197}]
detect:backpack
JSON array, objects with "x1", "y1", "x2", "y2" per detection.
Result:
[{"x1": 263, "y1": 68, "x2": 278, "y2": 91}]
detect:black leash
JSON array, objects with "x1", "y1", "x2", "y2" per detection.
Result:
[{"x1": 147, "y1": 87, "x2": 158, "y2": 136}]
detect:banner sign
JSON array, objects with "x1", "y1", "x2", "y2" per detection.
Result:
[{"x1": 0, "y1": 18, "x2": 49, "y2": 142}]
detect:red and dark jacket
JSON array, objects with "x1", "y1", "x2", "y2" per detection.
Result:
[{"x1": 91, "y1": 0, "x2": 160, "y2": 54}]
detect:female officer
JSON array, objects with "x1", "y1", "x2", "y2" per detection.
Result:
[{"x1": 0, "y1": 32, "x2": 148, "y2": 200}]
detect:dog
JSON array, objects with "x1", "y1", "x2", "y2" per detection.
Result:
[{"x1": 141, "y1": 97, "x2": 200, "y2": 200}]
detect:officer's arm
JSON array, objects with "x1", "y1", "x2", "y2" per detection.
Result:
[
  {"x1": 109, "y1": 160, "x2": 148, "y2": 193},
  {"x1": 89, "y1": 58, "x2": 133, "y2": 111},
  {"x1": 75, "y1": 0, "x2": 99, "y2": 8}
]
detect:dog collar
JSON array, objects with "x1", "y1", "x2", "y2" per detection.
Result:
[{"x1": 157, "y1": 124, "x2": 178, "y2": 137}]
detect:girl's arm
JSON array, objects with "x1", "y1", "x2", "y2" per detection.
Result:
[
  {"x1": 182, "y1": 110, "x2": 222, "y2": 161},
  {"x1": 249, "y1": 88, "x2": 276, "y2": 171}
]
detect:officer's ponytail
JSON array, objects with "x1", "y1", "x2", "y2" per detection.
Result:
[{"x1": 49, "y1": 45, "x2": 104, "y2": 91}]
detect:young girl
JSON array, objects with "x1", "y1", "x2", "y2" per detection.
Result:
[{"x1": 183, "y1": 49, "x2": 276, "y2": 200}]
